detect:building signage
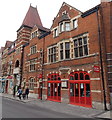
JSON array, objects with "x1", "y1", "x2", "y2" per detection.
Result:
[
  {"x1": 13, "y1": 68, "x2": 20, "y2": 74},
  {"x1": 93, "y1": 66, "x2": 100, "y2": 72},
  {"x1": 38, "y1": 74, "x2": 42, "y2": 78}
]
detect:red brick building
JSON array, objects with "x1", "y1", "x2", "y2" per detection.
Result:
[{"x1": 1, "y1": 1, "x2": 112, "y2": 110}]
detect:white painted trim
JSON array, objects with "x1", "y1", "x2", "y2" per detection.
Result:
[
  {"x1": 43, "y1": 79, "x2": 47, "y2": 81},
  {"x1": 90, "y1": 78, "x2": 100, "y2": 80},
  {"x1": 71, "y1": 15, "x2": 81, "y2": 21},
  {"x1": 91, "y1": 90, "x2": 101, "y2": 93},
  {"x1": 61, "y1": 79, "x2": 69, "y2": 81}
]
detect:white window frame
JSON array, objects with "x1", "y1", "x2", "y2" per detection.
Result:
[
  {"x1": 30, "y1": 45, "x2": 36, "y2": 55},
  {"x1": 29, "y1": 59, "x2": 36, "y2": 72},
  {"x1": 60, "y1": 22, "x2": 64, "y2": 33},
  {"x1": 65, "y1": 22, "x2": 70, "y2": 31},
  {"x1": 29, "y1": 78, "x2": 35, "y2": 90},
  {"x1": 31, "y1": 30, "x2": 38, "y2": 39},
  {"x1": 73, "y1": 19, "x2": 78, "y2": 29},
  {"x1": 54, "y1": 28, "x2": 58, "y2": 37}
]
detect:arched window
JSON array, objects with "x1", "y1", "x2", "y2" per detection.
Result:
[
  {"x1": 58, "y1": 77, "x2": 61, "y2": 80},
  {"x1": 29, "y1": 78, "x2": 35, "y2": 90},
  {"x1": 54, "y1": 75, "x2": 57, "y2": 80},
  {"x1": 80, "y1": 73, "x2": 84, "y2": 80},
  {"x1": 70, "y1": 71, "x2": 90, "y2": 80},
  {"x1": 75, "y1": 73, "x2": 78, "y2": 80},
  {"x1": 70, "y1": 75, "x2": 74, "y2": 80},
  {"x1": 15, "y1": 60, "x2": 19, "y2": 68},
  {"x1": 48, "y1": 77, "x2": 50, "y2": 81},
  {"x1": 85, "y1": 75, "x2": 90, "y2": 80}
]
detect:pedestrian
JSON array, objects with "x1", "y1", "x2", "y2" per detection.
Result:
[
  {"x1": 17, "y1": 87, "x2": 22, "y2": 100},
  {"x1": 25, "y1": 87, "x2": 29, "y2": 99},
  {"x1": 22, "y1": 89, "x2": 26, "y2": 100}
]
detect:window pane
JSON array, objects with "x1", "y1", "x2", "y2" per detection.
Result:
[
  {"x1": 51, "y1": 48, "x2": 53, "y2": 53},
  {"x1": 58, "y1": 77, "x2": 61, "y2": 80},
  {"x1": 51, "y1": 55, "x2": 53, "y2": 62},
  {"x1": 58, "y1": 83, "x2": 61, "y2": 96},
  {"x1": 54, "y1": 83, "x2": 57, "y2": 96},
  {"x1": 65, "y1": 23, "x2": 70, "y2": 31},
  {"x1": 75, "y1": 73, "x2": 78, "y2": 80},
  {"x1": 85, "y1": 75, "x2": 90, "y2": 80},
  {"x1": 78, "y1": 38, "x2": 82, "y2": 46},
  {"x1": 83, "y1": 37, "x2": 87, "y2": 44},
  {"x1": 49, "y1": 49, "x2": 51, "y2": 54},
  {"x1": 60, "y1": 43, "x2": 63, "y2": 60},
  {"x1": 48, "y1": 83, "x2": 51, "y2": 96},
  {"x1": 70, "y1": 76, "x2": 74, "y2": 80},
  {"x1": 48, "y1": 77, "x2": 50, "y2": 81},
  {"x1": 65, "y1": 50, "x2": 70, "y2": 59},
  {"x1": 60, "y1": 51, "x2": 63, "y2": 60},
  {"x1": 54, "y1": 47, "x2": 56, "y2": 52},
  {"x1": 80, "y1": 73, "x2": 84, "y2": 80},
  {"x1": 86, "y1": 84, "x2": 90, "y2": 97},
  {"x1": 74, "y1": 40, "x2": 78, "y2": 47},
  {"x1": 84, "y1": 45, "x2": 88, "y2": 55},
  {"x1": 54, "y1": 54, "x2": 56, "y2": 62},
  {"x1": 73, "y1": 19, "x2": 78, "y2": 28},
  {"x1": 74, "y1": 48, "x2": 78, "y2": 57},
  {"x1": 65, "y1": 42, "x2": 70, "y2": 49},
  {"x1": 75, "y1": 83, "x2": 79, "y2": 96},
  {"x1": 79, "y1": 47, "x2": 83, "y2": 57},
  {"x1": 60, "y1": 43, "x2": 63, "y2": 49},
  {"x1": 80, "y1": 83, "x2": 84, "y2": 97},
  {"x1": 49, "y1": 55, "x2": 51, "y2": 63},
  {"x1": 54, "y1": 29, "x2": 58, "y2": 37},
  {"x1": 60, "y1": 23, "x2": 64, "y2": 32},
  {"x1": 70, "y1": 83, "x2": 74, "y2": 96}
]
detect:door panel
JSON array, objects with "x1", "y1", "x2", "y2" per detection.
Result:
[
  {"x1": 47, "y1": 82, "x2": 61, "y2": 102},
  {"x1": 80, "y1": 83, "x2": 85, "y2": 104},
  {"x1": 69, "y1": 82, "x2": 91, "y2": 107}
]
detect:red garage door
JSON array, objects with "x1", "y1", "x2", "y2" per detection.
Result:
[
  {"x1": 47, "y1": 73, "x2": 61, "y2": 102},
  {"x1": 69, "y1": 71, "x2": 92, "y2": 108}
]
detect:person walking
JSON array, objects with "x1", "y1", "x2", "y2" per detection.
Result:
[
  {"x1": 18, "y1": 87, "x2": 22, "y2": 100},
  {"x1": 25, "y1": 87, "x2": 29, "y2": 99},
  {"x1": 22, "y1": 88, "x2": 26, "y2": 100}
]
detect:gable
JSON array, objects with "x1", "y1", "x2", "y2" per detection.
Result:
[{"x1": 51, "y1": 2, "x2": 82, "y2": 29}]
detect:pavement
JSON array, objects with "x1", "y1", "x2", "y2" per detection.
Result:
[{"x1": 1, "y1": 93, "x2": 112, "y2": 119}]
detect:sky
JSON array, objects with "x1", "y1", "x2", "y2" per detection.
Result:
[{"x1": 0, "y1": 0, "x2": 101, "y2": 48}]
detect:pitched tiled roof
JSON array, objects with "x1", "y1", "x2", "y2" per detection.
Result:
[
  {"x1": 22, "y1": 5, "x2": 43, "y2": 27},
  {"x1": 36, "y1": 24, "x2": 50, "y2": 32},
  {"x1": 59, "y1": 13, "x2": 70, "y2": 23}
]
